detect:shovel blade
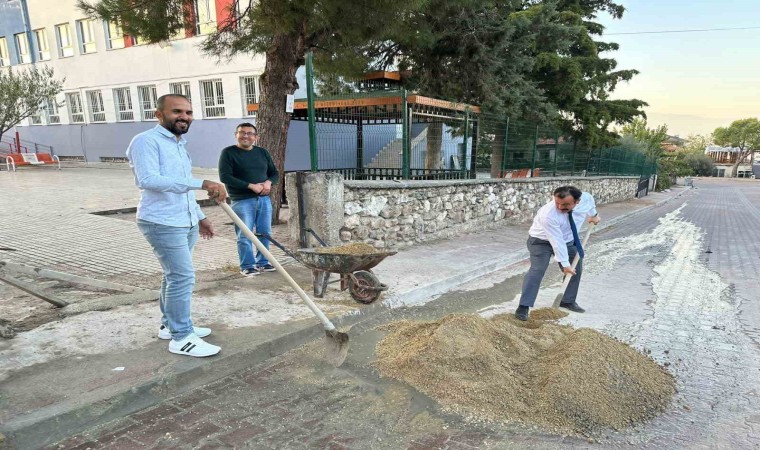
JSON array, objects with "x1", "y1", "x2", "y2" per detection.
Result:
[
  {"x1": 324, "y1": 329, "x2": 350, "y2": 367},
  {"x1": 552, "y1": 292, "x2": 564, "y2": 308}
]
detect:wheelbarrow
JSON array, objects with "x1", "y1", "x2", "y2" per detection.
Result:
[{"x1": 260, "y1": 230, "x2": 396, "y2": 304}]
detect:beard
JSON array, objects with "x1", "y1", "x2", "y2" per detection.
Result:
[{"x1": 163, "y1": 118, "x2": 191, "y2": 135}]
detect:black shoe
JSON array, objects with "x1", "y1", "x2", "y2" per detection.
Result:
[
  {"x1": 559, "y1": 302, "x2": 585, "y2": 313},
  {"x1": 257, "y1": 263, "x2": 276, "y2": 272},
  {"x1": 515, "y1": 306, "x2": 529, "y2": 321},
  {"x1": 240, "y1": 268, "x2": 260, "y2": 277}
]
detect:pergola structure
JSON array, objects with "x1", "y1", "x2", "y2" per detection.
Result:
[{"x1": 247, "y1": 72, "x2": 481, "y2": 180}]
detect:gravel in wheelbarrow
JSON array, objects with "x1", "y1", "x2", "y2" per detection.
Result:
[{"x1": 297, "y1": 244, "x2": 396, "y2": 274}]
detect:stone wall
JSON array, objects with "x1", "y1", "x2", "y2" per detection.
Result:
[{"x1": 341, "y1": 177, "x2": 638, "y2": 248}]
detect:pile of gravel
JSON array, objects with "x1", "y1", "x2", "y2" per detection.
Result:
[{"x1": 375, "y1": 309, "x2": 675, "y2": 435}]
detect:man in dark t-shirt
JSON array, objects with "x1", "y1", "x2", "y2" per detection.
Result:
[{"x1": 218, "y1": 123, "x2": 280, "y2": 276}]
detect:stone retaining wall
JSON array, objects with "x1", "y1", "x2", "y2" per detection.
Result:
[{"x1": 340, "y1": 177, "x2": 639, "y2": 248}]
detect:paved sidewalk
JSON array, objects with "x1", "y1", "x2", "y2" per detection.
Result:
[
  {"x1": 0, "y1": 166, "x2": 689, "y2": 448},
  {"x1": 0, "y1": 165, "x2": 238, "y2": 280}
]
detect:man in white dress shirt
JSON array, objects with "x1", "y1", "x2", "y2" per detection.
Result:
[{"x1": 515, "y1": 186, "x2": 600, "y2": 321}]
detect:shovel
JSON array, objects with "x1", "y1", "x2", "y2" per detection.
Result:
[
  {"x1": 219, "y1": 201, "x2": 349, "y2": 367},
  {"x1": 552, "y1": 223, "x2": 595, "y2": 308}
]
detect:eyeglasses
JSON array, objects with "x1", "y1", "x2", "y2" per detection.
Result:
[{"x1": 236, "y1": 131, "x2": 258, "y2": 137}]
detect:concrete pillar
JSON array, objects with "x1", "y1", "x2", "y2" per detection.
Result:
[{"x1": 285, "y1": 172, "x2": 344, "y2": 248}]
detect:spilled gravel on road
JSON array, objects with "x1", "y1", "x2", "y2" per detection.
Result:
[
  {"x1": 585, "y1": 204, "x2": 688, "y2": 275},
  {"x1": 375, "y1": 308, "x2": 675, "y2": 436}
]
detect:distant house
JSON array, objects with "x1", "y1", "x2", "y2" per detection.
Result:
[
  {"x1": 660, "y1": 135, "x2": 686, "y2": 153},
  {"x1": 704, "y1": 145, "x2": 756, "y2": 178}
]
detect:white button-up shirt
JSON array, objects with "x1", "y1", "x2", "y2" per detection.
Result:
[
  {"x1": 529, "y1": 200, "x2": 574, "y2": 267},
  {"x1": 127, "y1": 125, "x2": 205, "y2": 228},
  {"x1": 528, "y1": 192, "x2": 598, "y2": 267}
]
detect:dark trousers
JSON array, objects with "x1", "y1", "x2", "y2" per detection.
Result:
[{"x1": 519, "y1": 237, "x2": 582, "y2": 308}]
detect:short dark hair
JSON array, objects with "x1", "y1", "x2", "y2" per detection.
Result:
[
  {"x1": 553, "y1": 185, "x2": 582, "y2": 200},
  {"x1": 236, "y1": 123, "x2": 257, "y2": 133},
  {"x1": 156, "y1": 94, "x2": 190, "y2": 111}
]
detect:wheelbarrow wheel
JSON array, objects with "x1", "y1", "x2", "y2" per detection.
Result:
[{"x1": 349, "y1": 270, "x2": 382, "y2": 304}]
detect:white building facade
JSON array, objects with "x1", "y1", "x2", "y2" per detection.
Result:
[{"x1": 2, "y1": 0, "x2": 282, "y2": 168}]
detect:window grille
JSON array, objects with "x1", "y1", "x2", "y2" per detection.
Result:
[
  {"x1": 66, "y1": 92, "x2": 85, "y2": 123},
  {"x1": 137, "y1": 85, "x2": 158, "y2": 120},
  {"x1": 113, "y1": 87, "x2": 134, "y2": 121},
  {"x1": 86, "y1": 90, "x2": 106, "y2": 123},
  {"x1": 199, "y1": 79, "x2": 225, "y2": 118}
]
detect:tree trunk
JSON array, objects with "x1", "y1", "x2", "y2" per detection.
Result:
[
  {"x1": 730, "y1": 150, "x2": 750, "y2": 178},
  {"x1": 258, "y1": 32, "x2": 305, "y2": 224},
  {"x1": 425, "y1": 122, "x2": 443, "y2": 170}
]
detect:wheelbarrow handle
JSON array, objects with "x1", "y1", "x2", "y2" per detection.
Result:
[
  {"x1": 303, "y1": 228, "x2": 327, "y2": 247},
  {"x1": 255, "y1": 233, "x2": 299, "y2": 260}
]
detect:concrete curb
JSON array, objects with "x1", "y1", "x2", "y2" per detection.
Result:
[
  {"x1": 0, "y1": 188, "x2": 690, "y2": 449},
  {"x1": 382, "y1": 250, "x2": 529, "y2": 308}
]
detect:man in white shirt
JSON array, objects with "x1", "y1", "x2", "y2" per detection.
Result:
[
  {"x1": 515, "y1": 186, "x2": 601, "y2": 321},
  {"x1": 128, "y1": 94, "x2": 227, "y2": 357}
]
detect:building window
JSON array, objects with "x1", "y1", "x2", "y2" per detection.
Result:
[
  {"x1": 105, "y1": 20, "x2": 125, "y2": 49},
  {"x1": 77, "y1": 19, "x2": 97, "y2": 54},
  {"x1": 169, "y1": 81, "x2": 192, "y2": 103},
  {"x1": 55, "y1": 23, "x2": 75, "y2": 57},
  {"x1": 66, "y1": 92, "x2": 85, "y2": 124},
  {"x1": 199, "y1": 79, "x2": 225, "y2": 118},
  {"x1": 137, "y1": 85, "x2": 158, "y2": 120},
  {"x1": 113, "y1": 87, "x2": 134, "y2": 121},
  {"x1": 34, "y1": 29, "x2": 51, "y2": 61},
  {"x1": 30, "y1": 107, "x2": 43, "y2": 125},
  {"x1": 44, "y1": 97, "x2": 61, "y2": 124},
  {"x1": 194, "y1": 0, "x2": 217, "y2": 35},
  {"x1": 0, "y1": 38, "x2": 9, "y2": 67},
  {"x1": 86, "y1": 90, "x2": 106, "y2": 123},
  {"x1": 240, "y1": 76, "x2": 258, "y2": 116},
  {"x1": 14, "y1": 33, "x2": 31, "y2": 64}
]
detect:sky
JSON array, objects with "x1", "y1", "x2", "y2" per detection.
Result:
[{"x1": 597, "y1": 0, "x2": 760, "y2": 137}]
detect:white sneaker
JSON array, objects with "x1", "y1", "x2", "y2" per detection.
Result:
[
  {"x1": 158, "y1": 324, "x2": 211, "y2": 340},
  {"x1": 168, "y1": 333, "x2": 221, "y2": 357}
]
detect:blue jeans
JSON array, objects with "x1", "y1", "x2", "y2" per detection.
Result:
[
  {"x1": 231, "y1": 196, "x2": 272, "y2": 270},
  {"x1": 519, "y1": 237, "x2": 582, "y2": 308},
  {"x1": 137, "y1": 219, "x2": 197, "y2": 341}
]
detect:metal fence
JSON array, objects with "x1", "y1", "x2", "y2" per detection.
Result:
[
  {"x1": 301, "y1": 53, "x2": 655, "y2": 182},
  {"x1": 308, "y1": 108, "x2": 655, "y2": 181},
  {"x1": 477, "y1": 114, "x2": 655, "y2": 179}
]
